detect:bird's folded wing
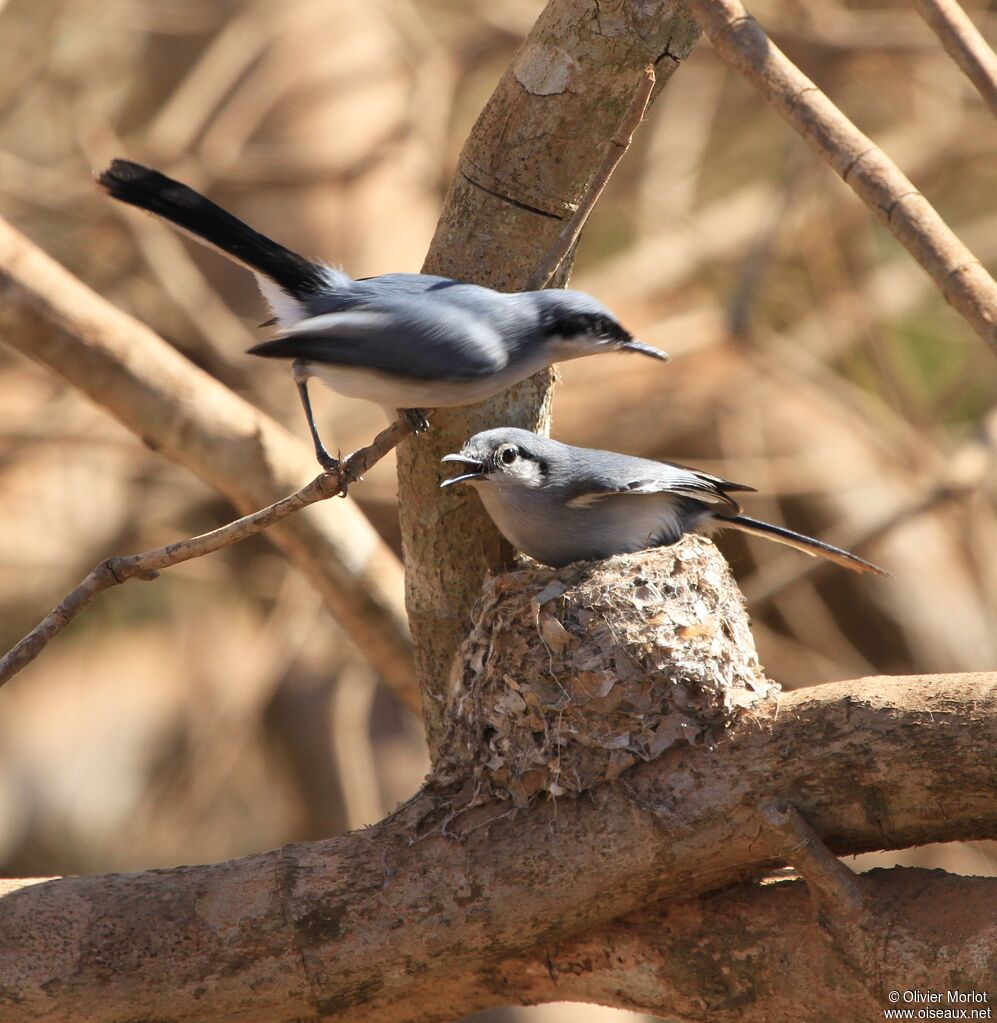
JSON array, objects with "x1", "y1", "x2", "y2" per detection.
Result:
[
  {"x1": 564, "y1": 463, "x2": 752, "y2": 513},
  {"x1": 247, "y1": 300, "x2": 508, "y2": 380}
]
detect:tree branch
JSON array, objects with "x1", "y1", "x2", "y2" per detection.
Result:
[
  {"x1": 761, "y1": 799, "x2": 882, "y2": 978},
  {"x1": 0, "y1": 415, "x2": 422, "y2": 693},
  {"x1": 524, "y1": 64, "x2": 657, "y2": 292},
  {"x1": 388, "y1": 870, "x2": 997, "y2": 1023},
  {"x1": 686, "y1": 0, "x2": 997, "y2": 352},
  {"x1": 909, "y1": 0, "x2": 997, "y2": 114},
  {"x1": 0, "y1": 672, "x2": 993, "y2": 1021},
  {"x1": 0, "y1": 216, "x2": 419, "y2": 710},
  {"x1": 762, "y1": 800, "x2": 871, "y2": 919}
]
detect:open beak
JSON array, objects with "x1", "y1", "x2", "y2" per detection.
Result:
[
  {"x1": 620, "y1": 339, "x2": 669, "y2": 362},
  {"x1": 440, "y1": 453, "x2": 486, "y2": 488}
]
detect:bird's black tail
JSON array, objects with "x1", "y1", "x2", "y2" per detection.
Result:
[
  {"x1": 718, "y1": 514, "x2": 887, "y2": 576},
  {"x1": 97, "y1": 159, "x2": 327, "y2": 299}
]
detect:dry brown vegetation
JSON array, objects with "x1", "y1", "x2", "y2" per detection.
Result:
[{"x1": 0, "y1": 0, "x2": 995, "y2": 1020}]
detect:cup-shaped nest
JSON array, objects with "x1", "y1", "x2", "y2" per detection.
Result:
[{"x1": 436, "y1": 535, "x2": 777, "y2": 806}]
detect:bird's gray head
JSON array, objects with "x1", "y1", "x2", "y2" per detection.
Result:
[
  {"x1": 440, "y1": 428, "x2": 557, "y2": 491},
  {"x1": 533, "y1": 290, "x2": 668, "y2": 363}
]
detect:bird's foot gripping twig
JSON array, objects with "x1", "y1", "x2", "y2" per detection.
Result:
[{"x1": 316, "y1": 447, "x2": 341, "y2": 476}]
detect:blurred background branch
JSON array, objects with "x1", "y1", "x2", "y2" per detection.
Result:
[
  {"x1": 0, "y1": 412, "x2": 423, "y2": 693},
  {"x1": 909, "y1": 0, "x2": 997, "y2": 112},
  {"x1": 687, "y1": 0, "x2": 997, "y2": 351},
  {"x1": 0, "y1": 216, "x2": 419, "y2": 710}
]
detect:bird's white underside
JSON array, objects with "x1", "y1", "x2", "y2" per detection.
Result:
[
  {"x1": 255, "y1": 278, "x2": 617, "y2": 407},
  {"x1": 303, "y1": 360, "x2": 538, "y2": 407}
]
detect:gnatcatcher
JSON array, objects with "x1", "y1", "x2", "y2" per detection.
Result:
[
  {"x1": 98, "y1": 160, "x2": 668, "y2": 472},
  {"x1": 442, "y1": 428, "x2": 886, "y2": 575}
]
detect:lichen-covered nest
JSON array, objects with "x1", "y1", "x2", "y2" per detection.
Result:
[{"x1": 435, "y1": 535, "x2": 777, "y2": 806}]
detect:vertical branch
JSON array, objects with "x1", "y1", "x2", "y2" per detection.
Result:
[
  {"x1": 396, "y1": 0, "x2": 702, "y2": 753},
  {"x1": 525, "y1": 65, "x2": 657, "y2": 292}
]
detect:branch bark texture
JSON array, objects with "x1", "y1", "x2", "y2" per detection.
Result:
[
  {"x1": 0, "y1": 217, "x2": 418, "y2": 709},
  {"x1": 408, "y1": 870, "x2": 997, "y2": 1022},
  {"x1": 687, "y1": 0, "x2": 997, "y2": 351},
  {"x1": 398, "y1": 0, "x2": 702, "y2": 752},
  {"x1": 0, "y1": 672, "x2": 993, "y2": 1022}
]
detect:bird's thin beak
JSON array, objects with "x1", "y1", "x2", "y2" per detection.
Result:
[
  {"x1": 620, "y1": 339, "x2": 669, "y2": 362},
  {"x1": 440, "y1": 453, "x2": 486, "y2": 488}
]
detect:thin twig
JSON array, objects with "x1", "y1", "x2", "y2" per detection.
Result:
[
  {"x1": 524, "y1": 65, "x2": 656, "y2": 291},
  {"x1": 0, "y1": 415, "x2": 424, "y2": 688},
  {"x1": 686, "y1": 0, "x2": 997, "y2": 354},
  {"x1": 909, "y1": 0, "x2": 997, "y2": 115},
  {"x1": 760, "y1": 800, "x2": 870, "y2": 916},
  {"x1": 760, "y1": 799, "x2": 881, "y2": 983},
  {"x1": 0, "y1": 215, "x2": 417, "y2": 709}
]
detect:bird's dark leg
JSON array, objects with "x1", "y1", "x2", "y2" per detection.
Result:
[
  {"x1": 292, "y1": 360, "x2": 339, "y2": 473},
  {"x1": 400, "y1": 408, "x2": 430, "y2": 433}
]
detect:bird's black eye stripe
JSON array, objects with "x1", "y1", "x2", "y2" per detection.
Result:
[{"x1": 544, "y1": 311, "x2": 630, "y2": 343}]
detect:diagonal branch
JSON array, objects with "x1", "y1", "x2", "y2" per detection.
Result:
[
  {"x1": 686, "y1": 0, "x2": 997, "y2": 353},
  {"x1": 0, "y1": 415, "x2": 422, "y2": 693},
  {"x1": 0, "y1": 216, "x2": 419, "y2": 709},
  {"x1": 761, "y1": 799, "x2": 882, "y2": 983},
  {"x1": 909, "y1": 0, "x2": 997, "y2": 114}
]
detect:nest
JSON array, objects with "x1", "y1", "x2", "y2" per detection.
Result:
[{"x1": 435, "y1": 535, "x2": 777, "y2": 806}]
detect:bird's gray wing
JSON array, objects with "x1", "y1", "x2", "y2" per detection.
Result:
[
  {"x1": 563, "y1": 456, "x2": 753, "y2": 514},
  {"x1": 247, "y1": 298, "x2": 509, "y2": 380}
]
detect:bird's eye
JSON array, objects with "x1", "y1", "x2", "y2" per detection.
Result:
[{"x1": 500, "y1": 446, "x2": 518, "y2": 465}]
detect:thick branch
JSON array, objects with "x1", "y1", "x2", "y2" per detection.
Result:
[
  {"x1": 909, "y1": 0, "x2": 997, "y2": 113},
  {"x1": 398, "y1": 0, "x2": 702, "y2": 752},
  {"x1": 1, "y1": 673, "x2": 993, "y2": 1021},
  {"x1": 0, "y1": 416, "x2": 421, "y2": 692},
  {"x1": 392, "y1": 870, "x2": 997, "y2": 1022},
  {"x1": 523, "y1": 64, "x2": 657, "y2": 292},
  {"x1": 0, "y1": 217, "x2": 418, "y2": 709},
  {"x1": 686, "y1": 0, "x2": 997, "y2": 351}
]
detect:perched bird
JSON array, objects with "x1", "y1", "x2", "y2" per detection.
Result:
[
  {"x1": 97, "y1": 160, "x2": 668, "y2": 472},
  {"x1": 441, "y1": 428, "x2": 886, "y2": 575}
]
